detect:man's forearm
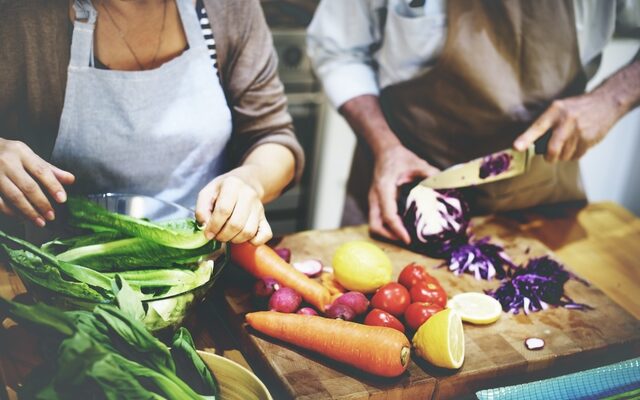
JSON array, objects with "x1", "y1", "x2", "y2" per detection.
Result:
[
  {"x1": 339, "y1": 95, "x2": 402, "y2": 157},
  {"x1": 591, "y1": 59, "x2": 640, "y2": 120}
]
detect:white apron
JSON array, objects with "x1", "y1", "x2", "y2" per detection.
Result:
[{"x1": 52, "y1": 0, "x2": 232, "y2": 216}]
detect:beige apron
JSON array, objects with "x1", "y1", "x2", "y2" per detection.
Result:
[{"x1": 343, "y1": 0, "x2": 587, "y2": 225}]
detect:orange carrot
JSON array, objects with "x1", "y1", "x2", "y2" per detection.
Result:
[
  {"x1": 231, "y1": 243, "x2": 331, "y2": 312},
  {"x1": 245, "y1": 311, "x2": 411, "y2": 378}
]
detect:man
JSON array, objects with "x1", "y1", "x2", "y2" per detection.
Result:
[{"x1": 307, "y1": 0, "x2": 640, "y2": 245}]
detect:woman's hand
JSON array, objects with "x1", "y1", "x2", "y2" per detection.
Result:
[
  {"x1": 195, "y1": 166, "x2": 272, "y2": 246},
  {"x1": 0, "y1": 138, "x2": 75, "y2": 226},
  {"x1": 369, "y1": 144, "x2": 439, "y2": 245}
]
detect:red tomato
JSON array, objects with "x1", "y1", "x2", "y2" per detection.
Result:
[
  {"x1": 404, "y1": 302, "x2": 443, "y2": 331},
  {"x1": 364, "y1": 308, "x2": 406, "y2": 333},
  {"x1": 370, "y1": 282, "x2": 411, "y2": 316},
  {"x1": 397, "y1": 263, "x2": 439, "y2": 289},
  {"x1": 410, "y1": 281, "x2": 447, "y2": 308}
]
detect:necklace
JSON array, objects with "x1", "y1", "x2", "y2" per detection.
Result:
[{"x1": 100, "y1": 0, "x2": 168, "y2": 70}]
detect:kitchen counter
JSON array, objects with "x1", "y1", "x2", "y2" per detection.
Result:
[{"x1": 1, "y1": 201, "x2": 639, "y2": 399}]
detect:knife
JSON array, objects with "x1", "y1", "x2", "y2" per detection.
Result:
[{"x1": 420, "y1": 131, "x2": 551, "y2": 190}]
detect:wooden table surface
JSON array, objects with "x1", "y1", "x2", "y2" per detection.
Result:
[{"x1": 1, "y1": 201, "x2": 640, "y2": 399}]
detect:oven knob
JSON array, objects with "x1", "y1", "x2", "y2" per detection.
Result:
[{"x1": 283, "y1": 46, "x2": 303, "y2": 68}]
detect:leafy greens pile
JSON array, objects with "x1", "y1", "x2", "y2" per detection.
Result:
[
  {"x1": 0, "y1": 197, "x2": 223, "y2": 329},
  {"x1": 0, "y1": 297, "x2": 219, "y2": 399}
]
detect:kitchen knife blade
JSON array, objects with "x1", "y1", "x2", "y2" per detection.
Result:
[{"x1": 419, "y1": 131, "x2": 551, "y2": 190}]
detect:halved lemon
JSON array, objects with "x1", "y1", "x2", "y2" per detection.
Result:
[
  {"x1": 412, "y1": 308, "x2": 465, "y2": 369},
  {"x1": 447, "y1": 292, "x2": 502, "y2": 325}
]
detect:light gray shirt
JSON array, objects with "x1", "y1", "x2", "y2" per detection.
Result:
[{"x1": 307, "y1": 0, "x2": 640, "y2": 108}]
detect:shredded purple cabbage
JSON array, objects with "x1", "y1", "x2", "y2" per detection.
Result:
[
  {"x1": 446, "y1": 237, "x2": 515, "y2": 280},
  {"x1": 479, "y1": 152, "x2": 512, "y2": 179},
  {"x1": 488, "y1": 256, "x2": 592, "y2": 314}
]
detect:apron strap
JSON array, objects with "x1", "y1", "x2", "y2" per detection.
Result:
[
  {"x1": 175, "y1": 0, "x2": 210, "y2": 52},
  {"x1": 70, "y1": 0, "x2": 97, "y2": 69}
]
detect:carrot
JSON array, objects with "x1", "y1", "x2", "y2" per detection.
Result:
[
  {"x1": 231, "y1": 243, "x2": 332, "y2": 312},
  {"x1": 245, "y1": 311, "x2": 411, "y2": 378}
]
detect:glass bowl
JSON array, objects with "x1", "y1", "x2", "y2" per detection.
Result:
[{"x1": 19, "y1": 193, "x2": 227, "y2": 333}]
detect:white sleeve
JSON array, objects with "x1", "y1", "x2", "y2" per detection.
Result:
[{"x1": 306, "y1": 0, "x2": 383, "y2": 109}]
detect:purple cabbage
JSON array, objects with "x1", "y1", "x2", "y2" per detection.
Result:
[
  {"x1": 446, "y1": 237, "x2": 515, "y2": 280},
  {"x1": 488, "y1": 256, "x2": 591, "y2": 314},
  {"x1": 479, "y1": 152, "x2": 512, "y2": 179},
  {"x1": 398, "y1": 183, "x2": 470, "y2": 258}
]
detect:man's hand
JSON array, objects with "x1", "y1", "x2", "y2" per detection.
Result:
[
  {"x1": 195, "y1": 166, "x2": 272, "y2": 246},
  {"x1": 514, "y1": 60, "x2": 640, "y2": 161},
  {"x1": 0, "y1": 138, "x2": 75, "y2": 226},
  {"x1": 369, "y1": 144, "x2": 439, "y2": 244},
  {"x1": 513, "y1": 92, "x2": 619, "y2": 162}
]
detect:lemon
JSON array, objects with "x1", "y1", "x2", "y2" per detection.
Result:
[
  {"x1": 331, "y1": 241, "x2": 392, "y2": 293},
  {"x1": 447, "y1": 292, "x2": 502, "y2": 325},
  {"x1": 412, "y1": 308, "x2": 465, "y2": 369}
]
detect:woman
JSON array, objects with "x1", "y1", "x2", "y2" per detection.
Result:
[{"x1": 0, "y1": 0, "x2": 304, "y2": 245}]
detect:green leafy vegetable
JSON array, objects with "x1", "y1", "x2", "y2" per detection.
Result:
[
  {"x1": 67, "y1": 198, "x2": 210, "y2": 249},
  {"x1": 172, "y1": 327, "x2": 220, "y2": 396}
]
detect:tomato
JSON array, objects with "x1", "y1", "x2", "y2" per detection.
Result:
[
  {"x1": 410, "y1": 281, "x2": 447, "y2": 308},
  {"x1": 364, "y1": 308, "x2": 406, "y2": 333},
  {"x1": 370, "y1": 282, "x2": 411, "y2": 316},
  {"x1": 397, "y1": 263, "x2": 440, "y2": 289},
  {"x1": 404, "y1": 302, "x2": 443, "y2": 331}
]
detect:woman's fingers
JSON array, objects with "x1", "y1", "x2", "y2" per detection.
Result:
[
  {"x1": 0, "y1": 197, "x2": 16, "y2": 217},
  {"x1": 195, "y1": 180, "x2": 220, "y2": 226},
  {"x1": 215, "y1": 188, "x2": 255, "y2": 242},
  {"x1": 250, "y1": 217, "x2": 273, "y2": 246},
  {"x1": 230, "y1": 204, "x2": 261, "y2": 244},
  {"x1": 0, "y1": 177, "x2": 46, "y2": 227}
]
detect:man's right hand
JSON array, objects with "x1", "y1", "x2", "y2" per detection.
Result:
[
  {"x1": 0, "y1": 138, "x2": 75, "y2": 226},
  {"x1": 368, "y1": 144, "x2": 439, "y2": 245}
]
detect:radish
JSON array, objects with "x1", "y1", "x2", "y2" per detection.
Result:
[
  {"x1": 334, "y1": 292, "x2": 369, "y2": 315},
  {"x1": 269, "y1": 287, "x2": 302, "y2": 313},
  {"x1": 292, "y1": 259, "x2": 323, "y2": 277},
  {"x1": 326, "y1": 303, "x2": 356, "y2": 321},
  {"x1": 254, "y1": 277, "x2": 280, "y2": 298},
  {"x1": 297, "y1": 307, "x2": 319, "y2": 316},
  {"x1": 273, "y1": 247, "x2": 291, "y2": 263}
]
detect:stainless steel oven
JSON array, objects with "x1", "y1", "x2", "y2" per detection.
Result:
[{"x1": 264, "y1": 28, "x2": 325, "y2": 235}]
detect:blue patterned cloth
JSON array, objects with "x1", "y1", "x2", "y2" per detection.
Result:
[{"x1": 476, "y1": 357, "x2": 640, "y2": 400}]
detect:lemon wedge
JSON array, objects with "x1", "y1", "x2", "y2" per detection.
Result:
[
  {"x1": 332, "y1": 241, "x2": 392, "y2": 293},
  {"x1": 447, "y1": 292, "x2": 502, "y2": 325},
  {"x1": 412, "y1": 308, "x2": 465, "y2": 369}
]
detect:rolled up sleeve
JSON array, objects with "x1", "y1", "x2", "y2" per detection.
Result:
[{"x1": 307, "y1": 0, "x2": 382, "y2": 109}]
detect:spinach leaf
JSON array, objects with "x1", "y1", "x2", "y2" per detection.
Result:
[{"x1": 171, "y1": 327, "x2": 219, "y2": 397}]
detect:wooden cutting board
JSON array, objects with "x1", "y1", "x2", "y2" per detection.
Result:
[{"x1": 220, "y1": 203, "x2": 640, "y2": 399}]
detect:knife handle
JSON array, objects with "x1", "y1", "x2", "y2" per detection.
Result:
[{"x1": 534, "y1": 130, "x2": 552, "y2": 155}]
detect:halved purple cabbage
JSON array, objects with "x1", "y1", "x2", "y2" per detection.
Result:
[
  {"x1": 479, "y1": 152, "x2": 512, "y2": 179},
  {"x1": 488, "y1": 256, "x2": 591, "y2": 314},
  {"x1": 446, "y1": 237, "x2": 515, "y2": 280},
  {"x1": 398, "y1": 183, "x2": 470, "y2": 258}
]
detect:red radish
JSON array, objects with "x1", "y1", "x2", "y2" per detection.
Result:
[
  {"x1": 364, "y1": 309, "x2": 405, "y2": 333},
  {"x1": 253, "y1": 277, "x2": 280, "y2": 298},
  {"x1": 274, "y1": 247, "x2": 291, "y2": 263},
  {"x1": 334, "y1": 292, "x2": 369, "y2": 315},
  {"x1": 297, "y1": 307, "x2": 319, "y2": 316},
  {"x1": 246, "y1": 311, "x2": 411, "y2": 377},
  {"x1": 231, "y1": 243, "x2": 331, "y2": 311},
  {"x1": 269, "y1": 287, "x2": 302, "y2": 313},
  {"x1": 325, "y1": 303, "x2": 356, "y2": 321},
  {"x1": 292, "y1": 259, "x2": 323, "y2": 277}
]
